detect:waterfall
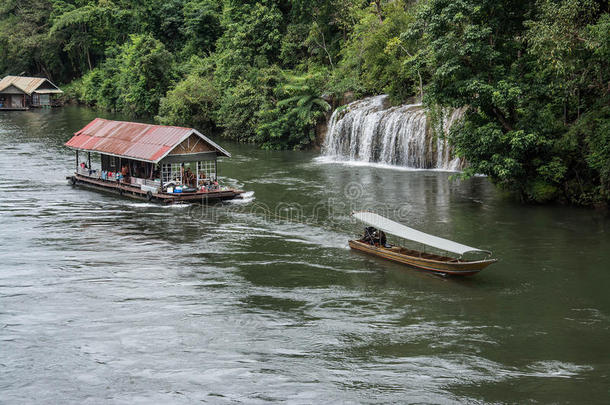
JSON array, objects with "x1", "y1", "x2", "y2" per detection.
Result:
[{"x1": 321, "y1": 95, "x2": 463, "y2": 170}]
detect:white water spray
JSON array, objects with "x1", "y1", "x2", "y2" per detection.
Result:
[{"x1": 322, "y1": 95, "x2": 463, "y2": 170}]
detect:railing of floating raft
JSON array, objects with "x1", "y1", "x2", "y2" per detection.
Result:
[{"x1": 76, "y1": 167, "x2": 161, "y2": 191}]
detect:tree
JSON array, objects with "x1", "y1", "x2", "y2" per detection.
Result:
[
  {"x1": 0, "y1": 0, "x2": 67, "y2": 80},
  {"x1": 408, "y1": 0, "x2": 610, "y2": 204},
  {"x1": 181, "y1": 0, "x2": 223, "y2": 57},
  {"x1": 336, "y1": 0, "x2": 418, "y2": 102},
  {"x1": 49, "y1": 1, "x2": 133, "y2": 74},
  {"x1": 214, "y1": 0, "x2": 283, "y2": 87},
  {"x1": 157, "y1": 70, "x2": 219, "y2": 133},
  {"x1": 256, "y1": 72, "x2": 331, "y2": 149},
  {"x1": 79, "y1": 34, "x2": 175, "y2": 116}
]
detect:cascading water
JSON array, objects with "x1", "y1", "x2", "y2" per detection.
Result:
[{"x1": 322, "y1": 95, "x2": 463, "y2": 170}]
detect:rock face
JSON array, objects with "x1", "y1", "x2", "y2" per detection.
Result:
[{"x1": 321, "y1": 95, "x2": 463, "y2": 170}]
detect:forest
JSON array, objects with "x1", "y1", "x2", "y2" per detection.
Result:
[{"x1": 1, "y1": 0, "x2": 608, "y2": 205}]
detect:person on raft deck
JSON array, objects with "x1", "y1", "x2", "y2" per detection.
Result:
[
  {"x1": 80, "y1": 161, "x2": 94, "y2": 176},
  {"x1": 184, "y1": 167, "x2": 196, "y2": 187},
  {"x1": 120, "y1": 164, "x2": 129, "y2": 181}
]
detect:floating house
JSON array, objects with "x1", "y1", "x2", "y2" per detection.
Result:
[
  {"x1": 65, "y1": 118, "x2": 244, "y2": 203},
  {"x1": 0, "y1": 76, "x2": 63, "y2": 110}
]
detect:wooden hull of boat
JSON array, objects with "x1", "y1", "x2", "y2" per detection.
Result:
[
  {"x1": 348, "y1": 240, "x2": 496, "y2": 276},
  {"x1": 68, "y1": 174, "x2": 243, "y2": 204}
]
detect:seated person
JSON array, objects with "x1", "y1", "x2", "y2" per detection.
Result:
[
  {"x1": 363, "y1": 227, "x2": 377, "y2": 245},
  {"x1": 120, "y1": 165, "x2": 129, "y2": 181},
  {"x1": 362, "y1": 227, "x2": 390, "y2": 248},
  {"x1": 378, "y1": 230, "x2": 390, "y2": 248}
]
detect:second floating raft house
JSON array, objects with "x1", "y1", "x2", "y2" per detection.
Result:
[
  {"x1": 65, "y1": 118, "x2": 243, "y2": 203},
  {"x1": 0, "y1": 75, "x2": 63, "y2": 110}
]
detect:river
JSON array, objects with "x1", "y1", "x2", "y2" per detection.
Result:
[{"x1": 1, "y1": 107, "x2": 609, "y2": 404}]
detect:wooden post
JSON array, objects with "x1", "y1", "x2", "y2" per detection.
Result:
[
  {"x1": 75, "y1": 150, "x2": 79, "y2": 171},
  {"x1": 214, "y1": 159, "x2": 218, "y2": 181},
  {"x1": 88, "y1": 152, "x2": 91, "y2": 171},
  {"x1": 159, "y1": 164, "x2": 164, "y2": 191}
]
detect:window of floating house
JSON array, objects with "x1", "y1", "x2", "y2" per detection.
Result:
[
  {"x1": 161, "y1": 163, "x2": 183, "y2": 183},
  {"x1": 197, "y1": 161, "x2": 216, "y2": 182},
  {"x1": 161, "y1": 163, "x2": 171, "y2": 183},
  {"x1": 39, "y1": 94, "x2": 50, "y2": 106}
]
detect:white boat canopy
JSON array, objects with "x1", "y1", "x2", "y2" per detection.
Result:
[{"x1": 352, "y1": 211, "x2": 490, "y2": 256}]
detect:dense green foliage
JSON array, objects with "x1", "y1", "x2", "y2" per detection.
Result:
[
  {"x1": 408, "y1": 0, "x2": 610, "y2": 204},
  {"x1": 76, "y1": 34, "x2": 175, "y2": 116},
  {"x1": 0, "y1": 0, "x2": 608, "y2": 205}
]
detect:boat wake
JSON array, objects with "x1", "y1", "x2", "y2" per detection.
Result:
[{"x1": 228, "y1": 190, "x2": 255, "y2": 204}]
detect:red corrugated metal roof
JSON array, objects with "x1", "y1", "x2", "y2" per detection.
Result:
[{"x1": 65, "y1": 118, "x2": 230, "y2": 162}]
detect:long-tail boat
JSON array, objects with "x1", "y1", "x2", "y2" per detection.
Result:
[
  {"x1": 349, "y1": 211, "x2": 497, "y2": 276},
  {"x1": 64, "y1": 118, "x2": 244, "y2": 203}
]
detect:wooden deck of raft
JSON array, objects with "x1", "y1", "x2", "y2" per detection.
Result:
[{"x1": 70, "y1": 173, "x2": 243, "y2": 203}]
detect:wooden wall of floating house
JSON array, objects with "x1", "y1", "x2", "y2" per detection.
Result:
[{"x1": 168, "y1": 133, "x2": 214, "y2": 155}]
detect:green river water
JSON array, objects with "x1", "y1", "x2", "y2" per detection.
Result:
[{"x1": 1, "y1": 107, "x2": 609, "y2": 403}]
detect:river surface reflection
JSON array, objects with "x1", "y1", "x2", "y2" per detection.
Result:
[{"x1": 1, "y1": 107, "x2": 609, "y2": 403}]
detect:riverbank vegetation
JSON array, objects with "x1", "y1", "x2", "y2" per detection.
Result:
[{"x1": 1, "y1": 0, "x2": 608, "y2": 205}]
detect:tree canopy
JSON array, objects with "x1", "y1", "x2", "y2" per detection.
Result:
[{"x1": 0, "y1": 0, "x2": 608, "y2": 205}]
